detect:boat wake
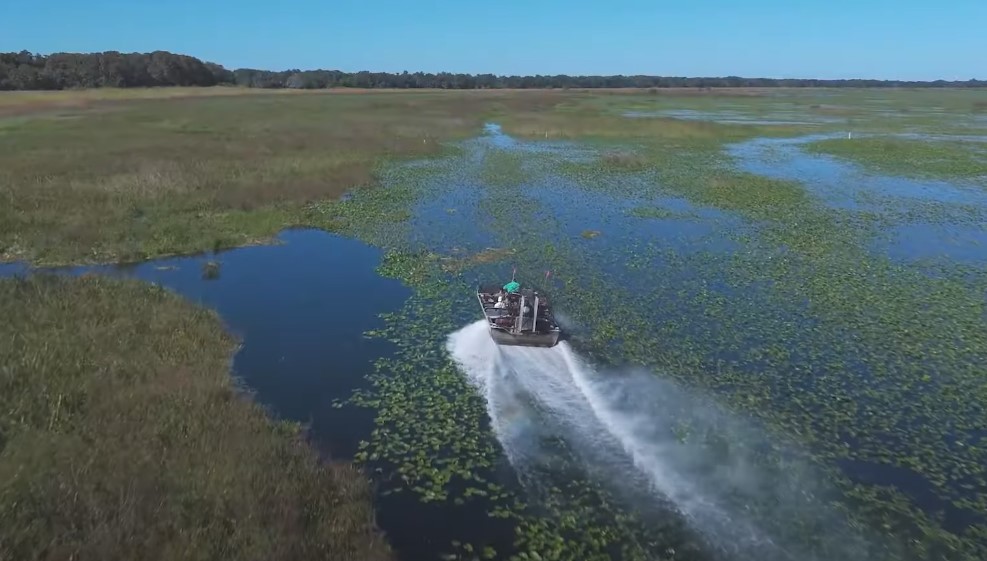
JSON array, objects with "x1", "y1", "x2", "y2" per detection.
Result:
[{"x1": 446, "y1": 320, "x2": 883, "y2": 561}]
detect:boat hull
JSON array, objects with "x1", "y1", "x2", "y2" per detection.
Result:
[
  {"x1": 489, "y1": 326, "x2": 561, "y2": 348},
  {"x1": 477, "y1": 282, "x2": 562, "y2": 349}
]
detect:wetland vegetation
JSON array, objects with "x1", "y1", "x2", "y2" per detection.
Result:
[
  {"x1": 2, "y1": 86, "x2": 986, "y2": 561},
  {"x1": 805, "y1": 136, "x2": 987, "y2": 181},
  {"x1": 0, "y1": 274, "x2": 391, "y2": 561}
]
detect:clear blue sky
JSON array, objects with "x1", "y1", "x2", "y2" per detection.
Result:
[{"x1": 3, "y1": 0, "x2": 985, "y2": 81}]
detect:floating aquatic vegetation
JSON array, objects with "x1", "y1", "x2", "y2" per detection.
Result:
[
  {"x1": 322, "y1": 94, "x2": 987, "y2": 561},
  {"x1": 339, "y1": 255, "x2": 680, "y2": 561},
  {"x1": 805, "y1": 137, "x2": 987, "y2": 182},
  {"x1": 439, "y1": 247, "x2": 518, "y2": 274}
]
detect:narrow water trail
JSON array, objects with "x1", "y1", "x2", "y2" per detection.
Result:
[{"x1": 447, "y1": 320, "x2": 888, "y2": 561}]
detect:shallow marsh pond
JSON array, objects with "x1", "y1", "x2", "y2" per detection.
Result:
[
  {"x1": 331, "y1": 120, "x2": 987, "y2": 561},
  {"x1": 5, "y1": 104, "x2": 987, "y2": 561}
]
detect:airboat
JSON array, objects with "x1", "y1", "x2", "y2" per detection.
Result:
[{"x1": 476, "y1": 272, "x2": 561, "y2": 348}]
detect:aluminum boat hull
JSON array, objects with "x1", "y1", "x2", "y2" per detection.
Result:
[
  {"x1": 488, "y1": 327, "x2": 561, "y2": 348},
  {"x1": 477, "y1": 283, "x2": 562, "y2": 348}
]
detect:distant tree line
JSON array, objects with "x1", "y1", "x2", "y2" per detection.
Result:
[
  {"x1": 1, "y1": 50, "x2": 983, "y2": 91},
  {"x1": 0, "y1": 51, "x2": 231, "y2": 89}
]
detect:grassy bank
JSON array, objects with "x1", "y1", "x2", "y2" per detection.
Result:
[
  {"x1": 0, "y1": 275, "x2": 392, "y2": 561},
  {"x1": 0, "y1": 89, "x2": 567, "y2": 265}
]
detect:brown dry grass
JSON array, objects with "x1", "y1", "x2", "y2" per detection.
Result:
[
  {"x1": 0, "y1": 89, "x2": 569, "y2": 264},
  {"x1": 0, "y1": 85, "x2": 784, "y2": 117},
  {"x1": 0, "y1": 87, "x2": 321, "y2": 114}
]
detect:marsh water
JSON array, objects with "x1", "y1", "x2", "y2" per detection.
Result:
[
  {"x1": 4, "y1": 117, "x2": 986, "y2": 560},
  {"x1": 0, "y1": 229, "x2": 411, "y2": 459}
]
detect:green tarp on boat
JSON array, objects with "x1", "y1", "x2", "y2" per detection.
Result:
[{"x1": 503, "y1": 281, "x2": 520, "y2": 293}]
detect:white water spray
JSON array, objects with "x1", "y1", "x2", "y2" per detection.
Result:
[{"x1": 447, "y1": 320, "x2": 881, "y2": 561}]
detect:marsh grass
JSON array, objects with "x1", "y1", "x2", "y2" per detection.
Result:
[
  {"x1": 0, "y1": 86, "x2": 294, "y2": 112},
  {"x1": 439, "y1": 247, "x2": 516, "y2": 273},
  {"x1": 569, "y1": 87, "x2": 987, "y2": 137},
  {"x1": 805, "y1": 137, "x2": 987, "y2": 181},
  {"x1": 498, "y1": 110, "x2": 760, "y2": 142},
  {"x1": 0, "y1": 274, "x2": 392, "y2": 561},
  {"x1": 0, "y1": 89, "x2": 568, "y2": 265},
  {"x1": 0, "y1": 87, "x2": 501, "y2": 116}
]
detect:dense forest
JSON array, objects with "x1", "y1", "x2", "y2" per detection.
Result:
[{"x1": 1, "y1": 50, "x2": 983, "y2": 90}]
